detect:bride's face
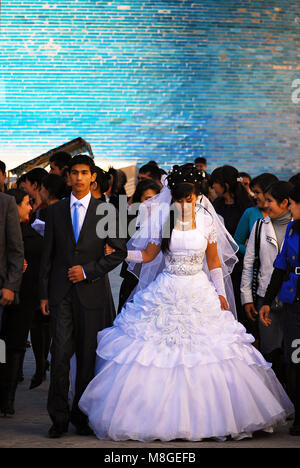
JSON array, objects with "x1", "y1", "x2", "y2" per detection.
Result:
[{"x1": 174, "y1": 192, "x2": 197, "y2": 219}]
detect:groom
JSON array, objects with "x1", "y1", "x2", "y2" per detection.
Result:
[{"x1": 40, "y1": 154, "x2": 127, "y2": 438}]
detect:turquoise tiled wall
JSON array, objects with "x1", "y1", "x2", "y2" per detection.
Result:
[{"x1": 1, "y1": 0, "x2": 300, "y2": 178}]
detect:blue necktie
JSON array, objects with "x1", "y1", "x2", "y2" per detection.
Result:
[{"x1": 72, "y1": 201, "x2": 81, "y2": 243}]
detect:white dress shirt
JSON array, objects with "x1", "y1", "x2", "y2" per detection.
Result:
[{"x1": 70, "y1": 192, "x2": 91, "y2": 279}]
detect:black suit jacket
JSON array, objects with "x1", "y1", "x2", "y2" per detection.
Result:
[
  {"x1": 0, "y1": 193, "x2": 24, "y2": 292},
  {"x1": 20, "y1": 223, "x2": 44, "y2": 310},
  {"x1": 40, "y1": 196, "x2": 127, "y2": 310}
]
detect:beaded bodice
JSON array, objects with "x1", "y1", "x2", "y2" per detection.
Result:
[
  {"x1": 165, "y1": 252, "x2": 205, "y2": 276},
  {"x1": 164, "y1": 221, "x2": 217, "y2": 276}
]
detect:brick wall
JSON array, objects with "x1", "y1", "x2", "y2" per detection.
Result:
[{"x1": 1, "y1": 0, "x2": 300, "y2": 178}]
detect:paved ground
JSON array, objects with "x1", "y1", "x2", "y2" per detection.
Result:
[{"x1": 1, "y1": 266, "x2": 300, "y2": 449}]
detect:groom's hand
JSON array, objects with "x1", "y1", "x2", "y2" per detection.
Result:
[
  {"x1": 68, "y1": 265, "x2": 85, "y2": 283},
  {"x1": 41, "y1": 299, "x2": 50, "y2": 316},
  {"x1": 0, "y1": 288, "x2": 15, "y2": 306}
]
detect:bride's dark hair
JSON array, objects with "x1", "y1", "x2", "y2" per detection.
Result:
[
  {"x1": 161, "y1": 164, "x2": 207, "y2": 253},
  {"x1": 167, "y1": 163, "x2": 208, "y2": 198}
]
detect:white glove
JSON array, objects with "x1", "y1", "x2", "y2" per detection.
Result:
[
  {"x1": 210, "y1": 268, "x2": 226, "y2": 298},
  {"x1": 126, "y1": 250, "x2": 143, "y2": 263}
]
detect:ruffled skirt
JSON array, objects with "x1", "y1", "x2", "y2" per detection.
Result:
[{"x1": 79, "y1": 270, "x2": 294, "y2": 441}]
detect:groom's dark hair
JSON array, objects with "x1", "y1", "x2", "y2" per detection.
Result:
[{"x1": 68, "y1": 154, "x2": 96, "y2": 174}]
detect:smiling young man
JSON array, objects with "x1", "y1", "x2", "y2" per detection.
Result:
[{"x1": 39, "y1": 154, "x2": 127, "y2": 439}]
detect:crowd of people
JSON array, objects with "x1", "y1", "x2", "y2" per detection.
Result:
[{"x1": 0, "y1": 153, "x2": 299, "y2": 441}]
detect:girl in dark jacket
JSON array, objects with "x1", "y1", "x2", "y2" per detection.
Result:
[
  {"x1": 210, "y1": 165, "x2": 254, "y2": 236},
  {"x1": 210, "y1": 165, "x2": 254, "y2": 327},
  {"x1": 0, "y1": 189, "x2": 44, "y2": 416}
]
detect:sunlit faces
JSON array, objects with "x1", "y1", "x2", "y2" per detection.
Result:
[
  {"x1": 208, "y1": 186, "x2": 218, "y2": 203},
  {"x1": 21, "y1": 179, "x2": 38, "y2": 199},
  {"x1": 212, "y1": 182, "x2": 225, "y2": 198},
  {"x1": 49, "y1": 162, "x2": 62, "y2": 175},
  {"x1": 18, "y1": 181, "x2": 27, "y2": 192},
  {"x1": 69, "y1": 164, "x2": 96, "y2": 197},
  {"x1": 264, "y1": 193, "x2": 289, "y2": 219},
  {"x1": 0, "y1": 169, "x2": 6, "y2": 189},
  {"x1": 65, "y1": 171, "x2": 72, "y2": 187},
  {"x1": 252, "y1": 184, "x2": 266, "y2": 210},
  {"x1": 174, "y1": 192, "x2": 198, "y2": 222},
  {"x1": 90, "y1": 180, "x2": 101, "y2": 198},
  {"x1": 195, "y1": 163, "x2": 207, "y2": 171},
  {"x1": 140, "y1": 189, "x2": 158, "y2": 203},
  {"x1": 241, "y1": 177, "x2": 251, "y2": 195},
  {"x1": 289, "y1": 198, "x2": 300, "y2": 221},
  {"x1": 39, "y1": 185, "x2": 50, "y2": 205},
  {"x1": 17, "y1": 195, "x2": 32, "y2": 223}
]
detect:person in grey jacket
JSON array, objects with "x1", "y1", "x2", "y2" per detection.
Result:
[
  {"x1": 0, "y1": 192, "x2": 24, "y2": 326},
  {"x1": 240, "y1": 181, "x2": 292, "y2": 382}
]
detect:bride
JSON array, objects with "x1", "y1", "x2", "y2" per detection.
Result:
[{"x1": 79, "y1": 165, "x2": 294, "y2": 442}]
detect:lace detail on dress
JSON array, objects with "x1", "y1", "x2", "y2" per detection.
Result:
[
  {"x1": 208, "y1": 222, "x2": 218, "y2": 244},
  {"x1": 148, "y1": 239, "x2": 161, "y2": 246},
  {"x1": 165, "y1": 253, "x2": 204, "y2": 276}
]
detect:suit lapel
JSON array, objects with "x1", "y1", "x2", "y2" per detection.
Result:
[
  {"x1": 76, "y1": 196, "x2": 96, "y2": 245},
  {"x1": 264, "y1": 218, "x2": 279, "y2": 252},
  {"x1": 62, "y1": 198, "x2": 76, "y2": 245}
]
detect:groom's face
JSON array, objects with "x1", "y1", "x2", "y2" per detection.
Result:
[{"x1": 69, "y1": 164, "x2": 96, "y2": 197}]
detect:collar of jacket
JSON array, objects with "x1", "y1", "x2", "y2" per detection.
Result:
[{"x1": 261, "y1": 216, "x2": 279, "y2": 251}]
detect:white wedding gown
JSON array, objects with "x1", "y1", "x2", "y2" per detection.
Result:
[{"x1": 79, "y1": 215, "x2": 294, "y2": 442}]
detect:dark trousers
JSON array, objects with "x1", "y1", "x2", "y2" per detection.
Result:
[
  {"x1": 30, "y1": 309, "x2": 51, "y2": 379},
  {"x1": 0, "y1": 303, "x2": 34, "y2": 409},
  {"x1": 0, "y1": 303, "x2": 35, "y2": 353},
  {"x1": 232, "y1": 260, "x2": 259, "y2": 337},
  {"x1": 47, "y1": 288, "x2": 102, "y2": 429},
  {"x1": 232, "y1": 262, "x2": 248, "y2": 327},
  {"x1": 282, "y1": 302, "x2": 300, "y2": 424},
  {"x1": 117, "y1": 270, "x2": 139, "y2": 314}
]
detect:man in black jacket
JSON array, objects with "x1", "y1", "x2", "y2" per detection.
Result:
[{"x1": 40, "y1": 155, "x2": 127, "y2": 438}]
